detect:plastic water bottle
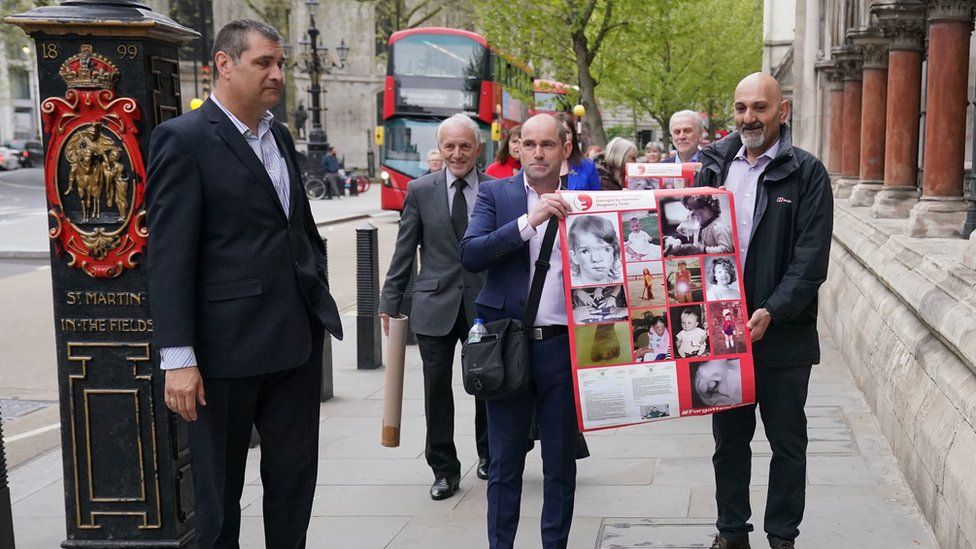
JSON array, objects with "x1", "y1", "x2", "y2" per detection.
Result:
[{"x1": 467, "y1": 318, "x2": 488, "y2": 344}]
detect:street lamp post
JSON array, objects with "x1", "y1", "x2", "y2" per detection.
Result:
[{"x1": 293, "y1": 0, "x2": 348, "y2": 175}]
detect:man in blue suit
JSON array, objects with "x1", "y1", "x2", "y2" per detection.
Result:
[{"x1": 460, "y1": 114, "x2": 577, "y2": 549}]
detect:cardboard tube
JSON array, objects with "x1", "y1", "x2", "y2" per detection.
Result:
[{"x1": 381, "y1": 315, "x2": 409, "y2": 447}]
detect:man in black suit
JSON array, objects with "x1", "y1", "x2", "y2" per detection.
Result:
[
  {"x1": 145, "y1": 20, "x2": 342, "y2": 549},
  {"x1": 379, "y1": 114, "x2": 490, "y2": 500}
]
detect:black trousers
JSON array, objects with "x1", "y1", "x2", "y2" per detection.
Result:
[
  {"x1": 415, "y1": 306, "x2": 489, "y2": 478},
  {"x1": 188, "y1": 329, "x2": 324, "y2": 549},
  {"x1": 712, "y1": 364, "x2": 812, "y2": 544}
]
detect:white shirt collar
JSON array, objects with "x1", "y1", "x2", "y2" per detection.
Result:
[{"x1": 209, "y1": 93, "x2": 275, "y2": 138}]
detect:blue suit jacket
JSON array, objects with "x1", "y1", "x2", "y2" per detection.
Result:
[{"x1": 459, "y1": 172, "x2": 533, "y2": 323}]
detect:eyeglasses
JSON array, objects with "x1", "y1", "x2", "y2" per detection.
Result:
[{"x1": 520, "y1": 140, "x2": 559, "y2": 152}]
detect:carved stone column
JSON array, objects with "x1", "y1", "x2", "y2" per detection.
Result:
[
  {"x1": 815, "y1": 60, "x2": 845, "y2": 180},
  {"x1": 871, "y1": 0, "x2": 927, "y2": 218},
  {"x1": 849, "y1": 28, "x2": 890, "y2": 207},
  {"x1": 832, "y1": 45, "x2": 863, "y2": 199},
  {"x1": 906, "y1": 0, "x2": 976, "y2": 237}
]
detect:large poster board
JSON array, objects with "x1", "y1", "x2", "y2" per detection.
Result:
[{"x1": 559, "y1": 187, "x2": 756, "y2": 432}]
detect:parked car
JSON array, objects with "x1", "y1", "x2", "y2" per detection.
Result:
[
  {"x1": 0, "y1": 147, "x2": 21, "y2": 170},
  {"x1": 2, "y1": 139, "x2": 42, "y2": 168}
]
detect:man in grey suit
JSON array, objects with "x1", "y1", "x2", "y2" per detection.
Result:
[{"x1": 379, "y1": 113, "x2": 490, "y2": 500}]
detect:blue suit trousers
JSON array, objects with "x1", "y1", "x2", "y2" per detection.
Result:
[{"x1": 485, "y1": 334, "x2": 577, "y2": 549}]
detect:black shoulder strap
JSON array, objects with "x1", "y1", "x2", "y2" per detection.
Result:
[{"x1": 523, "y1": 218, "x2": 560, "y2": 329}]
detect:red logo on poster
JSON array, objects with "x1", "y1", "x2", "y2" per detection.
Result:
[
  {"x1": 636, "y1": 165, "x2": 646, "y2": 175},
  {"x1": 574, "y1": 194, "x2": 593, "y2": 211},
  {"x1": 41, "y1": 44, "x2": 147, "y2": 278}
]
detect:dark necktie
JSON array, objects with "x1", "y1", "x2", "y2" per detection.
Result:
[{"x1": 451, "y1": 179, "x2": 468, "y2": 240}]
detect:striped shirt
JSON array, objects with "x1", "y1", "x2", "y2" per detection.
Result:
[{"x1": 159, "y1": 94, "x2": 291, "y2": 371}]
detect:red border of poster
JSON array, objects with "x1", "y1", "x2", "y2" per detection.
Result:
[{"x1": 559, "y1": 184, "x2": 756, "y2": 432}]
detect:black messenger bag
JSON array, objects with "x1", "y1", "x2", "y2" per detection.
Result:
[{"x1": 461, "y1": 219, "x2": 559, "y2": 401}]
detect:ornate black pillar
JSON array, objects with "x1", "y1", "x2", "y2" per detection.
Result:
[{"x1": 4, "y1": 1, "x2": 198, "y2": 547}]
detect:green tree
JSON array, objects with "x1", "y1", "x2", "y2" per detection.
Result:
[
  {"x1": 602, "y1": 0, "x2": 762, "y2": 148},
  {"x1": 474, "y1": 0, "x2": 635, "y2": 147}
]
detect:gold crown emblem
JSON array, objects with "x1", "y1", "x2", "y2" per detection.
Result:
[{"x1": 58, "y1": 44, "x2": 119, "y2": 90}]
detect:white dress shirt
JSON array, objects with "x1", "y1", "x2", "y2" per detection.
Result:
[
  {"x1": 445, "y1": 167, "x2": 480, "y2": 219},
  {"x1": 515, "y1": 175, "x2": 567, "y2": 326}
]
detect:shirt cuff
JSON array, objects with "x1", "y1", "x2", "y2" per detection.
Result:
[
  {"x1": 517, "y1": 214, "x2": 537, "y2": 242},
  {"x1": 160, "y1": 346, "x2": 198, "y2": 370}
]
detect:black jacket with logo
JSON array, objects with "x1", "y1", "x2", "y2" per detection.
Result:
[{"x1": 696, "y1": 125, "x2": 833, "y2": 367}]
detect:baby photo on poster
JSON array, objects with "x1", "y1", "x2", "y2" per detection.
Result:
[
  {"x1": 627, "y1": 261, "x2": 666, "y2": 309},
  {"x1": 670, "y1": 304, "x2": 709, "y2": 359},
  {"x1": 632, "y1": 308, "x2": 671, "y2": 362},
  {"x1": 659, "y1": 194, "x2": 735, "y2": 257},
  {"x1": 621, "y1": 211, "x2": 661, "y2": 263},
  {"x1": 574, "y1": 322, "x2": 633, "y2": 367},
  {"x1": 567, "y1": 213, "x2": 625, "y2": 287},
  {"x1": 664, "y1": 258, "x2": 704, "y2": 304},
  {"x1": 572, "y1": 285, "x2": 628, "y2": 324},
  {"x1": 704, "y1": 255, "x2": 741, "y2": 301},
  {"x1": 689, "y1": 358, "x2": 744, "y2": 409},
  {"x1": 707, "y1": 301, "x2": 747, "y2": 354}
]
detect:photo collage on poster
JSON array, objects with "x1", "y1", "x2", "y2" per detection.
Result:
[{"x1": 560, "y1": 187, "x2": 756, "y2": 432}]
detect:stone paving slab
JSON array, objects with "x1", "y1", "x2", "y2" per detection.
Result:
[{"x1": 7, "y1": 322, "x2": 940, "y2": 548}]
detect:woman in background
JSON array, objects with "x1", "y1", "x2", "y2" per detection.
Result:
[
  {"x1": 596, "y1": 137, "x2": 638, "y2": 190},
  {"x1": 485, "y1": 125, "x2": 521, "y2": 178},
  {"x1": 554, "y1": 112, "x2": 600, "y2": 190}
]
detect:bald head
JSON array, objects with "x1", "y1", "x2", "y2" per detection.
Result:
[
  {"x1": 733, "y1": 72, "x2": 789, "y2": 156},
  {"x1": 735, "y1": 72, "x2": 783, "y2": 103}
]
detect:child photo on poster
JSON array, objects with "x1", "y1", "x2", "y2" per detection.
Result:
[
  {"x1": 704, "y1": 256, "x2": 741, "y2": 301},
  {"x1": 632, "y1": 309, "x2": 671, "y2": 362},
  {"x1": 688, "y1": 358, "x2": 744, "y2": 409},
  {"x1": 671, "y1": 304, "x2": 709, "y2": 358},
  {"x1": 707, "y1": 301, "x2": 748, "y2": 354},
  {"x1": 665, "y1": 258, "x2": 703, "y2": 304},
  {"x1": 627, "y1": 261, "x2": 666, "y2": 308},
  {"x1": 572, "y1": 285, "x2": 628, "y2": 324},
  {"x1": 567, "y1": 213, "x2": 624, "y2": 286},
  {"x1": 621, "y1": 211, "x2": 660, "y2": 262},
  {"x1": 659, "y1": 194, "x2": 734, "y2": 257}
]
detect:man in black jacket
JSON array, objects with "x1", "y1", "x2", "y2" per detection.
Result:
[
  {"x1": 146, "y1": 20, "x2": 342, "y2": 548},
  {"x1": 696, "y1": 73, "x2": 833, "y2": 549}
]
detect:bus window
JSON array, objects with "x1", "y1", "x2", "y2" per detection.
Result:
[
  {"x1": 392, "y1": 34, "x2": 486, "y2": 79},
  {"x1": 383, "y1": 118, "x2": 440, "y2": 178}
]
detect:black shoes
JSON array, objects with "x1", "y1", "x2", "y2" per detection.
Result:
[
  {"x1": 429, "y1": 476, "x2": 460, "y2": 500},
  {"x1": 476, "y1": 458, "x2": 489, "y2": 480},
  {"x1": 710, "y1": 536, "x2": 751, "y2": 549},
  {"x1": 769, "y1": 540, "x2": 794, "y2": 549}
]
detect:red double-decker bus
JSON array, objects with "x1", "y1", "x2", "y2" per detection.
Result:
[{"x1": 379, "y1": 28, "x2": 533, "y2": 211}]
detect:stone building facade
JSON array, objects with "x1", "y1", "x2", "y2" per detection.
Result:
[{"x1": 769, "y1": 2, "x2": 976, "y2": 548}]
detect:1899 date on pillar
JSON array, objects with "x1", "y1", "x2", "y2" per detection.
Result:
[{"x1": 42, "y1": 43, "x2": 148, "y2": 279}]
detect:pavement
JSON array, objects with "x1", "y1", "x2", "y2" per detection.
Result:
[{"x1": 0, "y1": 169, "x2": 940, "y2": 547}]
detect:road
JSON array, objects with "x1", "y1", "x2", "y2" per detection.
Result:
[{"x1": 0, "y1": 167, "x2": 47, "y2": 255}]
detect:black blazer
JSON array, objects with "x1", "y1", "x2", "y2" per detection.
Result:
[{"x1": 145, "y1": 98, "x2": 342, "y2": 378}]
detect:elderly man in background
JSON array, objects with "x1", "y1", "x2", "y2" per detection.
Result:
[
  {"x1": 379, "y1": 113, "x2": 491, "y2": 501},
  {"x1": 665, "y1": 109, "x2": 705, "y2": 164}
]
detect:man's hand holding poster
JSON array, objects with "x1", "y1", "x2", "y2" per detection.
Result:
[{"x1": 559, "y1": 187, "x2": 756, "y2": 431}]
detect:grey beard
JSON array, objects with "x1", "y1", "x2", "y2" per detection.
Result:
[{"x1": 740, "y1": 130, "x2": 764, "y2": 149}]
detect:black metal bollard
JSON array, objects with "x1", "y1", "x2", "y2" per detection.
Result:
[
  {"x1": 356, "y1": 222, "x2": 382, "y2": 369},
  {"x1": 0, "y1": 407, "x2": 14, "y2": 549},
  {"x1": 320, "y1": 236, "x2": 334, "y2": 400}
]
